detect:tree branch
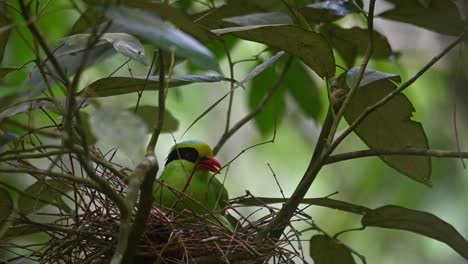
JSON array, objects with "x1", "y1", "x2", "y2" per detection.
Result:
[{"x1": 326, "y1": 148, "x2": 468, "y2": 164}]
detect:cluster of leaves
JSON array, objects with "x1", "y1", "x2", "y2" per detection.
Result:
[{"x1": 0, "y1": 0, "x2": 467, "y2": 263}]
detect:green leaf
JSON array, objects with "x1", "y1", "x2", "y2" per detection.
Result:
[
  {"x1": 64, "y1": 33, "x2": 145, "y2": 64},
  {"x1": 134, "y1": 105, "x2": 179, "y2": 133},
  {"x1": 309, "y1": 235, "x2": 356, "y2": 264},
  {"x1": 18, "y1": 179, "x2": 73, "y2": 215},
  {"x1": 104, "y1": 6, "x2": 220, "y2": 72},
  {"x1": 0, "y1": 68, "x2": 17, "y2": 80},
  {"x1": 2, "y1": 222, "x2": 44, "y2": 239},
  {"x1": 362, "y1": 205, "x2": 468, "y2": 260},
  {"x1": 77, "y1": 112, "x2": 97, "y2": 145},
  {"x1": 321, "y1": 24, "x2": 393, "y2": 68},
  {"x1": 223, "y1": 12, "x2": 293, "y2": 26},
  {"x1": 79, "y1": 75, "x2": 231, "y2": 97},
  {"x1": 120, "y1": 1, "x2": 213, "y2": 43},
  {"x1": 300, "y1": 0, "x2": 363, "y2": 23},
  {"x1": 215, "y1": 25, "x2": 335, "y2": 78},
  {"x1": 0, "y1": 3, "x2": 11, "y2": 63},
  {"x1": 249, "y1": 63, "x2": 286, "y2": 136},
  {"x1": 342, "y1": 69, "x2": 431, "y2": 185},
  {"x1": 195, "y1": 0, "x2": 287, "y2": 30},
  {"x1": 379, "y1": 0, "x2": 465, "y2": 36},
  {"x1": 0, "y1": 188, "x2": 13, "y2": 227},
  {"x1": 284, "y1": 59, "x2": 321, "y2": 119},
  {"x1": 89, "y1": 106, "x2": 148, "y2": 158}
]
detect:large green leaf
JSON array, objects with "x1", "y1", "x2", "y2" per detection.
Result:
[
  {"x1": 309, "y1": 235, "x2": 356, "y2": 264},
  {"x1": 321, "y1": 24, "x2": 393, "y2": 68},
  {"x1": 284, "y1": 59, "x2": 321, "y2": 119},
  {"x1": 300, "y1": 0, "x2": 364, "y2": 23},
  {"x1": 104, "y1": 6, "x2": 220, "y2": 72},
  {"x1": 362, "y1": 205, "x2": 468, "y2": 260},
  {"x1": 214, "y1": 25, "x2": 335, "y2": 77},
  {"x1": 79, "y1": 75, "x2": 230, "y2": 97},
  {"x1": 248, "y1": 63, "x2": 286, "y2": 136},
  {"x1": 343, "y1": 68, "x2": 431, "y2": 185},
  {"x1": 379, "y1": 0, "x2": 465, "y2": 36},
  {"x1": 223, "y1": 12, "x2": 293, "y2": 26},
  {"x1": 18, "y1": 179, "x2": 73, "y2": 216},
  {"x1": 0, "y1": 68, "x2": 16, "y2": 80}
]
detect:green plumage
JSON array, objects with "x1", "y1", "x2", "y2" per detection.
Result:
[{"x1": 153, "y1": 158, "x2": 228, "y2": 215}]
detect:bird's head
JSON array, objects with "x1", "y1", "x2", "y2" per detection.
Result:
[{"x1": 165, "y1": 140, "x2": 222, "y2": 173}]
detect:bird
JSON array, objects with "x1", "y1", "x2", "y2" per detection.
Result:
[{"x1": 152, "y1": 140, "x2": 229, "y2": 216}]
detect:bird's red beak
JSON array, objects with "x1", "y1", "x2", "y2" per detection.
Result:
[{"x1": 198, "y1": 157, "x2": 222, "y2": 173}]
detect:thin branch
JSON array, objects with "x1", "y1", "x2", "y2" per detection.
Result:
[
  {"x1": 326, "y1": 148, "x2": 468, "y2": 164},
  {"x1": 213, "y1": 56, "x2": 293, "y2": 155}
]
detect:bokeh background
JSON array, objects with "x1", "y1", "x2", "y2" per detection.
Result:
[{"x1": 1, "y1": 0, "x2": 467, "y2": 263}]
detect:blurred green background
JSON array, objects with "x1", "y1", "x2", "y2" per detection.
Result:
[{"x1": 1, "y1": 0, "x2": 467, "y2": 263}]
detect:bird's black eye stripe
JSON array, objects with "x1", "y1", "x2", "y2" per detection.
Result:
[{"x1": 165, "y1": 147, "x2": 199, "y2": 166}]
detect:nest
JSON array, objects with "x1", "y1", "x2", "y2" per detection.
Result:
[{"x1": 1, "y1": 155, "x2": 306, "y2": 264}]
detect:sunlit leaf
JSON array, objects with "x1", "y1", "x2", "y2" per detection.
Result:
[
  {"x1": 79, "y1": 75, "x2": 231, "y2": 97},
  {"x1": 300, "y1": 0, "x2": 363, "y2": 23},
  {"x1": 223, "y1": 12, "x2": 293, "y2": 26},
  {"x1": 310, "y1": 235, "x2": 356, "y2": 264},
  {"x1": 342, "y1": 69, "x2": 431, "y2": 185},
  {"x1": 321, "y1": 24, "x2": 393, "y2": 68},
  {"x1": 214, "y1": 25, "x2": 334, "y2": 77},
  {"x1": 362, "y1": 205, "x2": 468, "y2": 259},
  {"x1": 0, "y1": 188, "x2": 13, "y2": 228},
  {"x1": 89, "y1": 106, "x2": 148, "y2": 158},
  {"x1": 105, "y1": 6, "x2": 220, "y2": 72},
  {"x1": 284, "y1": 59, "x2": 321, "y2": 119},
  {"x1": 380, "y1": 0, "x2": 465, "y2": 36},
  {"x1": 18, "y1": 179, "x2": 73, "y2": 215}
]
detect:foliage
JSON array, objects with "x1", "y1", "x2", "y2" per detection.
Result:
[{"x1": 0, "y1": 0, "x2": 467, "y2": 263}]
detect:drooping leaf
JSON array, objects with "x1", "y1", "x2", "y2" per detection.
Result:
[
  {"x1": 300, "y1": 0, "x2": 364, "y2": 23},
  {"x1": 249, "y1": 63, "x2": 286, "y2": 136},
  {"x1": 214, "y1": 25, "x2": 335, "y2": 77},
  {"x1": 362, "y1": 205, "x2": 468, "y2": 260},
  {"x1": 0, "y1": 188, "x2": 13, "y2": 228},
  {"x1": 0, "y1": 68, "x2": 17, "y2": 80},
  {"x1": 104, "y1": 6, "x2": 220, "y2": 72},
  {"x1": 283, "y1": 59, "x2": 321, "y2": 119},
  {"x1": 89, "y1": 106, "x2": 148, "y2": 158},
  {"x1": 342, "y1": 68, "x2": 431, "y2": 185},
  {"x1": 346, "y1": 67, "x2": 401, "y2": 88},
  {"x1": 309, "y1": 235, "x2": 356, "y2": 264},
  {"x1": 79, "y1": 75, "x2": 231, "y2": 97},
  {"x1": 134, "y1": 105, "x2": 179, "y2": 133},
  {"x1": 321, "y1": 24, "x2": 393, "y2": 68},
  {"x1": 379, "y1": 0, "x2": 465, "y2": 36},
  {"x1": 223, "y1": 12, "x2": 293, "y2": 26},
  {"x1": 0, "y1": 96, "x2": 90, "y2": 120},
  {"x1": 18, "y1": 179, "x2": 73, "y2": 215}
]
